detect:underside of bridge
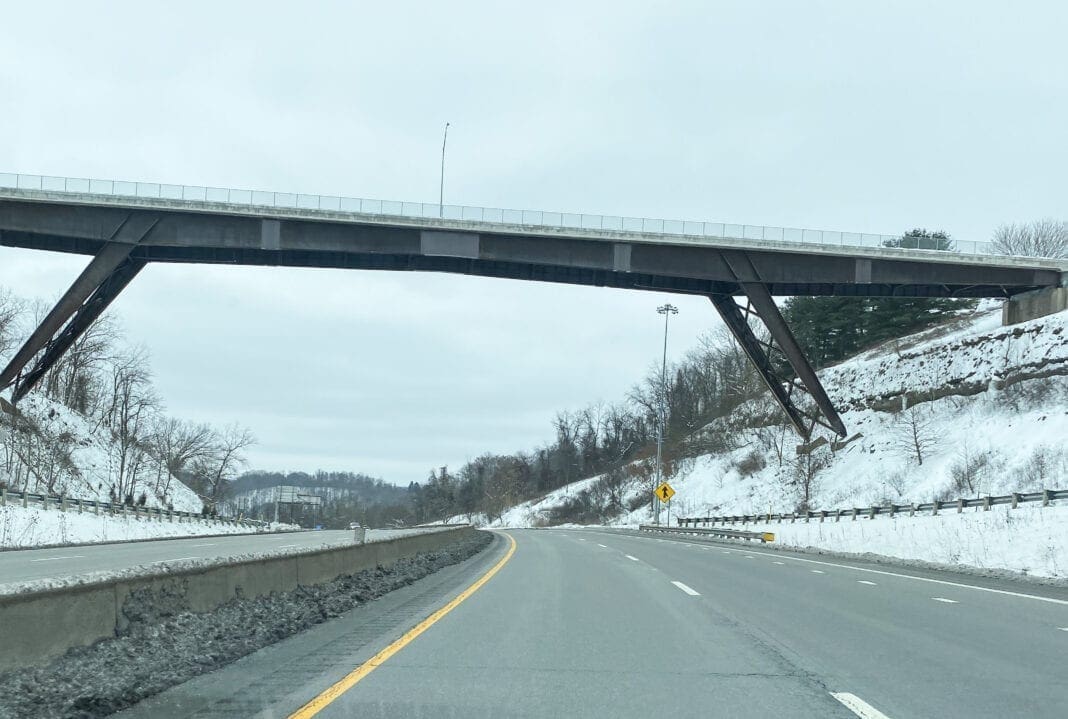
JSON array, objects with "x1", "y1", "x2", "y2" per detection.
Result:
[{"x1": 1, "y1": 199, "x2": 1063, "y2": 441}]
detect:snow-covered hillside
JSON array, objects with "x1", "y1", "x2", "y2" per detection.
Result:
[
  {"x1": 0, "y1": 504, "x2": 269, "y2": 549},
  {"x1": 1, "y1": 394, "x2": 202, "y2": 512},
  {"x1": 482, "y1": 304, "x2": 1068, "y2": 535}
]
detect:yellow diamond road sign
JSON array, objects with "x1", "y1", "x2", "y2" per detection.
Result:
[{"x1": 655, "y1": 482, "x2": 675, "y2": 503}]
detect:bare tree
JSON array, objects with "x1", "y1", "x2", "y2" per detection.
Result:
[
  {"x1": 894, "y1": 405, "x2": 937, "y2": 466},
  {"x1": 0, "y1": 289, "x2": 24, "y2": 362},
  {"x1": 190, "y1": 423, "x2": 256, "y2": 504},
  {"x1": 102, "y1": 348, "x2": 160, "y2": 500},
  {"x1": 150, "y1": 417, "x2": 215, "y2": 499},
  {"x1": 991, "y1": 218, "x2": 1067, "y2": 259},
  {"x1": 789, "y1": 444, "x2": 829, "y2": 511}
]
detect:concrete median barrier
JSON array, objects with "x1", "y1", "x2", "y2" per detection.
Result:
[{"x1": 0, "y1": 525, "x2": 475, "y2": 673}]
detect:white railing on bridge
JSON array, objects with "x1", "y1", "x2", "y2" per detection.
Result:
[{"x1": 0, "y1": 171, "x2": 996, "y2": 255}]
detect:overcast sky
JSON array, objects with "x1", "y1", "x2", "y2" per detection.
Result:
[{"x1": 1, "y1": 1, "x2": 1065, "y2": 484}]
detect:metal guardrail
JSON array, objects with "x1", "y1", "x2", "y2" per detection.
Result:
[
  {"x1": 675, "y1": 489, "x2": 1067, "y2": 528},
  {"x1": 639, "y1": 524, "x2": 775, "y2": 543},
  {"x1": 0, "y1": 171, "x2": 999, "y2": 255},
  {"x1": 0, "y1": 487, "x2": 265, "y2": 528}
]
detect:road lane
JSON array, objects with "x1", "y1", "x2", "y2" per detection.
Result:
[
  {"x1": 582, "y1": 529, "x2": 1068, "y2": 719},
  {"x1": 0, "y1": 528, "x2": 439, "y2": 589},
  {"x1": 310, "y1": 529, "x2": 853, "y2": 718},
  {"x1": 116, "y1": 528, "x2": 1068, "y2": 718}
]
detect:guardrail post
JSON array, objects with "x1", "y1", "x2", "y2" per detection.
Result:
[
  {"x1": 957, "y1": 498, "x2": 964, "y2": 513},
  {"x1": 868, "y1": 506, "x2": 875, "y2": 520},
  {"x1": 1011, "y1": 492, "x2": 1019, "y2": 509},
  {"x1": 889, "y1": 504, "x2": 896, "y2": 518},
  {"x1": 819, "y1": 511, "x2": 825, "y2": 523},
  {"x1": 982, "y1": 496, "x2": 991, "y2": 511},
  {"x1": 1043, "y1": 489, "x2": 1052, "y2": 507},
  {"x1": 0, "y1": 488, "x2": 5, "y2": 506},
  {"x1": 805, "y1": 511, "x2": 811, "y2": 523},
  {"x1": 121, "y1": 505, "x2": 127, "y2": 519},
  {"x1": 60, "y1": 496, "x2": 67, "y2": 512},
  {"x1": 42, "y1": 495, "x2": 49, "y2": 511},
  {"x1": 851, "y1": 507, "x2": 858, "y2": 521},
  {"x1": 909, "y1": 503, "x2": 915, "y2": 517},
  {"x1": 932, "y1": 500, "x2": 939, "y2": 516},
  {"x1": 790, "y1": 512, "x2": 796, "y2": 523},
  {"x1": 22, "y1": 491, "x2": 27, "y2": 508},
  {"x1": 77, "y1": 498, "x2": 83, "y2": 514},
  {"x1": 93, "y1": 500, "x2": 98, "y2": 515}
]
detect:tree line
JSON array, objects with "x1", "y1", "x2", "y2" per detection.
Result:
[{"x1": 0, "y1": 288, "x2": 254, "y2": 512}]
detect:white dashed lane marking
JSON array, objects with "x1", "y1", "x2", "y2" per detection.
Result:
[
  {"x1": 858, "y1": 580, "x2": 878, "y2": 586},
  {"x1": 597, "y1": 544, "x2": 607, "y2": 548},
  {"x1": 30, "y1": 555, "x2": 84, "y2": 562},
  {"x1": 773, "y1": 561, "x2": 785, "y2": 565},
  {"x1": 625, "y1": 555, "x2": 640, "y2": 561},
  {"x1": 151, "y1": 556, "x2": 199, "y2": 564},
  {"x1": 671, "y1": 581, "x2": 701, "y2": 596},
  {"x1": 831, "y1": 692, "x2": 893, "y2": 718},
  {"x1": 932, "y1": 597, "x2": 959, "y2": 604},
  {"x1": 811, "y1": 569, "x2": 825, "y2": 574}
]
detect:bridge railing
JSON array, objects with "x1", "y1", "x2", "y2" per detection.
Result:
[{"x1": 0, "y1": 171, "x2": 997, "y2": 255}]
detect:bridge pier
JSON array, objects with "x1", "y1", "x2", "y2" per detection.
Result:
[{"x1": 1002, "y1": 286, "x2": 1068, "y2": 326}]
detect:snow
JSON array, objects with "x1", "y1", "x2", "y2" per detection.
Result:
[
  {"x1": 721, "y1": 503, "x2": 1068, "y2": 579},
  {"x1": 478, "y1": 305, "x2": 1068, "y2": 578},
  {"x1": 0, "y1": 504, "x2": 270, "y2": 549},
  {"x1": 2, "y1": 394, "x2": 203, "y2": 512}
]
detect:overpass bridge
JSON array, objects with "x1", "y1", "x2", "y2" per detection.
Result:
[{"x1": 1, "y1": 172, "x2": 1064, "y2": 440}]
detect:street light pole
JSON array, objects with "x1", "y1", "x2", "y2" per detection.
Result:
[
  {"x1": 439, "y1": 122, "x2": 450, "y2": 218},
  {"x1": 653, "y1": 303, "x2": 678, "y2": 525}
]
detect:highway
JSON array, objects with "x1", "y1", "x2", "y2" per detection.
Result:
[
  {"x1": 0, "y1": 529, "x2": 430, "y2": 590},
  {"x1": 113, "y1": 527, "x2": 1068, "y2": 719}
]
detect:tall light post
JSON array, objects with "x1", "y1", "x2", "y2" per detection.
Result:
[
  {"x1": 438, "y1": 122, "x2": 450, "y2": 218},
  {"x1": 653, "y1": 303, "x2": 678, "y2": 525}
]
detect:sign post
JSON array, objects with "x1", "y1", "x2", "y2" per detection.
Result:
[{"x1": 654, "y1": 482, "x2": 675, "y2": 525}]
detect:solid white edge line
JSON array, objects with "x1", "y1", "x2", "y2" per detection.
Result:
[
  {"x1": 671, "y1": 580, "x2": 701, "y2": 596},
  {"x1": 150, "y1": 556, "x2": 199, "y2": 564},
  {"x1": 625, "y1": 555, "x2": 640, "y2": 561},
  {"x1": 606, "y1": 531, "x2": 1068, "y2": 606},
  {"x1": 830, "y1": 692, "x2": 892, "y2": 719}
]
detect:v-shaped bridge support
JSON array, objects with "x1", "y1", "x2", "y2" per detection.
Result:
[
  {"x1": 709, "y1": 250, "x2": 846, "y2": 440},
  {"x1": 0, "y1": 214, "x2": 157, "y2": 403}
]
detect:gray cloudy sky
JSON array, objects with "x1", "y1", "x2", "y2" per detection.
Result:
[{"x1": 1, "y1": 1, "x2": 1065, "y2": 484}]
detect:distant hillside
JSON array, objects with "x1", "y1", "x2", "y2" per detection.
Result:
[
  {"x1": 482, "y1": 303, "x2": 1068, "y2": 527},
  {"x1": 226, "y1": 470, "x2": 415, "y2": 528}
]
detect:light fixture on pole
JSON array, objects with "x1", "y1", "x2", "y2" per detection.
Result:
[
  {"x1": 653, "y1": 303, "x2": 678, "y2": 525},
  {"x1": 439, "y1": 122, "x2": 450, "y2": 218}
]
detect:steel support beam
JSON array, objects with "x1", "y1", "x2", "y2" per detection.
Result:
[
  {"x1": 0, "y1": 213, "x2": 157, "y2": 402},
  {"x1": 711, "y1": 250, "x2": 847, "y2": 440}
]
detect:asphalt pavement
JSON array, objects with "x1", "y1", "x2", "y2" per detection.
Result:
[
  {"x1": 113, "y1": 527, "x2": 1068, "y2": 719},
  {"x1": 0, "y1": 529, "x2": 429, "y2": 589}
]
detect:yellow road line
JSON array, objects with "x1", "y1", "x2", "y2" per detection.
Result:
[{"x1": 288, "y1": 531, "x2": 517, "y2": 719}]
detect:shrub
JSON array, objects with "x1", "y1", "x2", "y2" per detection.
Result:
[{"x1": 734, "y1": 450, "x2": 766, "y2": 478}]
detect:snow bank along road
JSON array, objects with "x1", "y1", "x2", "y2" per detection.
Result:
[
  {"x1": 115, "y1": 528, "x2": 1068, "y2": 719},
  {"x1": 0, "y1": 529, "x2": 428, "y2": 590}
]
